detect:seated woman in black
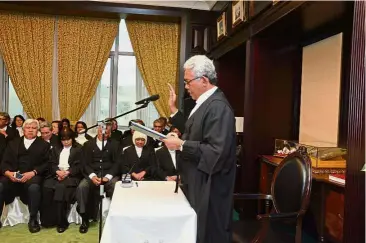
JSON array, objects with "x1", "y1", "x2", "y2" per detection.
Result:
[
  {"x1": 41, "y1": 127, "x2": 82, "y2": 233},
  {"x1": 154, "y1": 132, "x2": 181, "y2": 181},
  {"x1": 74, "y1": 121, "x2": 93, "y2": 145},
  {"x1": 122, "y1": 131, "x2": 157, "y2": 181}
]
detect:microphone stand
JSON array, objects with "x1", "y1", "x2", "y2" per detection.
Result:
[
  {"x1": 98, "y1": 121, "x2": 106, "y2": 243},
  {"x1": 86, "y1": 102, "x2": 149, "y2": 132},
  {"x1": 82, "y1": 101, "x2": 150, "y2": 243}
]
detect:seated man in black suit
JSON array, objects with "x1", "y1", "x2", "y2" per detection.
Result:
[
  {"x1": 40, "y1": 121, "x2": 61, "y2": 149},
  {"x1": 76, "y1": 123, "x2": 122, "y2": 234},
  {"x1": 0, "y1": 119, "x2": 50, "y2": 232}
]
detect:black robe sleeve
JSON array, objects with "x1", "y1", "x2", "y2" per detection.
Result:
[
  {"x1": 82, "y1": 141, "x2": 94, "y2": 178},
  {"x1": 169, "y1": 111, "x2": 186, "y2": 134},
  {"x1": 182, "y1": 100, "x2": 236, "y2": 175},
  {"x1": 144, "y1": 148, "x2": 158, "y2": 178},
  {"x1": 68, "y1": 145, "x2": 82, "y2": 177},
  {"x1": 35, "y1": 141, "x2": 51, "y2": 175},
  {"x1": 0, "y1": 134, "x2": 6, "y2": 164},
  {"x1": 50, "y1": 147, "x2": 60, "y2": 176},
  {"x1": 0, "y1": 140, "x2": 17, "y2": 174},
  {"x1": 5, "y1": 126, "x2": 19, "y2": 142},
  {"x1": 106, "y1": 140, "x2": 121, "y2": 177}
]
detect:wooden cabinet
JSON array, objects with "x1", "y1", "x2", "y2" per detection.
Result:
[{"x1": 324, "y1": 187, "x2": 344, "y2": 242}]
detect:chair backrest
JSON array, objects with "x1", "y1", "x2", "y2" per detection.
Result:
[{"x1": 271, "y1": 146, "x2": 312, "y2": 215}]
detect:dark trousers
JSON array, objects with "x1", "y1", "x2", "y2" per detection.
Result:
[
  {"x1": 41, "y1": 184, "x2": 75, "y2": 228},
  {"x1": 76, "y1": 177, "x2": 119, "y2": 219},
  {"x1": 0, "y1": 175, "x2": 42, "y2": 219}
]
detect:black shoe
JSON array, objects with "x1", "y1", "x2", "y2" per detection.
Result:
[
  {"x1": 57, "y1": 226, "x2": 67, "y2": 233},
  {"x1": 28, "y1": 219, "x2": 41, "y2": 233},
  {"x1": 0, "y1": 221, "x2": 2, "y2": 228},
  {"x1": 79, "y1": 220, "x2": 89, "y2": 234}
]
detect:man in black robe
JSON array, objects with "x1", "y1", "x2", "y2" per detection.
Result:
[
  {"x1": 163, "y1": 55, "x2": 236, "y2": 243},
  {"x1": 0, "y1": 119, "x2": 50, "y2": 232},
  {"x1": 76, "y1": 123, "x2": 122, "y2": 233},
  {"x1": 40, "y1": 121, "x2": 61, "y2": 149}
]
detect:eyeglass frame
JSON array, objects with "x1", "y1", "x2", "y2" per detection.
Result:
[{"x1": 183, "y1": 76, "x2": 206, "y2": 85}]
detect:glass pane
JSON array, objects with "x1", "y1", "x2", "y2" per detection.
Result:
[
  {"x1": 117, "y1": 55, "x2": 137, "y2": 126},
  {"x1": 141, "y1": 80, "x2": 160, "y2": 128},
  {"x1": 80, "y1": 58, "x2": 111, "y2": 130},
  {"x1": 118, "y1": 19, "x2": 133, "y2": 52},
  {"x1": 111, "y1": 39, "x2": 116, "y2": 52},
  {"x1": 99, "y1": 59, "x2": 111, "y2": 120},
  {"x1": 8, "y1": 77, "x2": 24, "y2": 118}
]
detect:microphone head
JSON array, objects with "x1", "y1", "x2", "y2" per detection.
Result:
[
  {"x1": 79, "y1": 129, "x2": 86, "y2": 134},
  {"x1": 151, "y1": 94, "x2": 160, "y2": 101}
]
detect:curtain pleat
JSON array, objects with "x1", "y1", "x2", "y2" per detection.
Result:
[
  {"x1": 126, "y1": 20, "x2": 180, "y2": 118},
  {"x1": 0, "y1": 12, "x2": 54, "y2": 120},
  {"x1": 57, "y1": 16, "x2": 119, "y2": 123}
]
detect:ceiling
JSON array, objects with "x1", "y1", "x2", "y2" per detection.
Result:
[{"x1": 92, "y1": 0, "x2": 218, "y2": 10}]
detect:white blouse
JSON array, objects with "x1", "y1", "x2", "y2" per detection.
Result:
[
  {"x1": 58, "y1": 146, "x2": 71, "y2": 171},
  {"x1": 135, "y1": 146, "x2": 143, "y2": 158},
  {"x1": 75, "y1": 133, "x2": 88, "y2": 145}
]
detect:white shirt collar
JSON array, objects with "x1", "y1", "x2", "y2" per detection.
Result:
[
  {"x1": 96, "y1": 138, "x2": 107, "y2": 150},
  {"x1": 24, "y1": 137, "x2": 36, "y2": 149},
  {"x1": 189, "y1": 86, "x2": 218, "y2": 118},
  {"x1": 135, "y1": 146, "x2": 143, "y2": 158},
  {"x1": 195, "y1": 86, "x2": 218, "y2": 105}
]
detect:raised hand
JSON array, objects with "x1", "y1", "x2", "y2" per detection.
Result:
[{"x1": 168, "y1": 83, "x2": 178, "y2": 114}]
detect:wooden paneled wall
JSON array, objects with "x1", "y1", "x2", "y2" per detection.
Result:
[{"x1": 343, "y1": 1, "x2": 365, "y2": 242}]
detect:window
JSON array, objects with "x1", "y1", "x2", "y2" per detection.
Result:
[
  {"x1": 8, "y1": 77, "x2": 25, "y2": 118},
  {"x1": 84, "y1": 19, "x2": 159, "y2": 128}
]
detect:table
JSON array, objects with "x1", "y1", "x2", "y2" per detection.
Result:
[{"x1": 101, "y1": 181, "x2": 197, "y2": 243}]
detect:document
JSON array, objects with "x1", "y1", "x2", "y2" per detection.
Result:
[{"x1": 129, "y1": 121, "x2": 167, "y2": 140}]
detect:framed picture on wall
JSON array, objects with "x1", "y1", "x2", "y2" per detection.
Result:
[
  {"x1": 217, "y1": 12, "x2": 227, "y2": 40},
  {"x1": 232, "y1": 0, "x2": 247, "y2": 27}
]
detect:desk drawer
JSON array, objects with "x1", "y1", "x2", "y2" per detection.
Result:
[{"x1": 324, "y1": 190, "x2": 344, "y2": 242}]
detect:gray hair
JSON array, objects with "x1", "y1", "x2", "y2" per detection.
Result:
[
  {"x1": 23, "y1": 119, "x2": 40, "y2": 129},
  {"x1": 39, "y1": 121, "x2": 51, "y2": 130},
  {"x1": 183, "y1": 55, "x2": 217, "y2": 85}
]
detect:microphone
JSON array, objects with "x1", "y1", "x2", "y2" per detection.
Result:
[
  {"x1": 135, "y1": 94, "x2": 160, "y2": 105},
  {"x1": 122, "y1": 160, "x2": 138, "y2": 182}
]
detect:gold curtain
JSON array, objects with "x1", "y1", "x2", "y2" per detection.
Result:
[
  {"x1": 126, "y1": 20, "x2": 180, "y2": 118},
  {"x1": 57, "y1": 16, "x2": 119, "y2": 122},
  {"x1": 0, "y1": 12, "x2": 54, "y2": 120}
]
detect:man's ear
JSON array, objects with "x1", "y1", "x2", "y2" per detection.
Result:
[{"x1": 202, "y1": 76, "x2": 210, "y2": 85}]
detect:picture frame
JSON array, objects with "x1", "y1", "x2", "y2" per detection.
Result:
[
  {"x1": 232, "y1": 0, "x2": 246, "y2": 28},
  {"x1": 217, "y1": 12, "x2": 227, "y2": 40}
]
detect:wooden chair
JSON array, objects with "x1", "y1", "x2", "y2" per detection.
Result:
[{"x1": 232, "y1": 146, "x2": 312, "y2": 243}]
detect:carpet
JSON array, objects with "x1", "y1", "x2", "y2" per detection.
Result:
[{"x1": 0, "y1": 223, "x2": 99, "y2": 243}]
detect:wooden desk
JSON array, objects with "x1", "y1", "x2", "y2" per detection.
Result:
[{"x1": 259, "y1": 155, "x2": 345, "y2": 243}]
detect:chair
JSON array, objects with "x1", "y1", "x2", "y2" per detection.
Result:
[
  {"x1": 232, "y1": 146, "x2": 312, "y2": 243},
  {"x1": 1, "y1": 197, "x2": 111, "y2": 227}
]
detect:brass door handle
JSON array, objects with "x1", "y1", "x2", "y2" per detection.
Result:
[{"x1": 337, "y1": 213, "x2": 344, "y2": 220}]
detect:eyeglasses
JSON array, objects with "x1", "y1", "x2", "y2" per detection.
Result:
[{"x1": 184, "y1": 76, "x2": 203, "y2": 85}]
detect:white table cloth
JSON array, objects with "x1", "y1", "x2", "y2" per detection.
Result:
[{"x1": 101, "y1": 181, "x2": 197, "y2": 243}]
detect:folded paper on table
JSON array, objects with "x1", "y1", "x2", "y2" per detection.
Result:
[{"x1": 129, "y1": 121, "x2": 167, "y2": 140}]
